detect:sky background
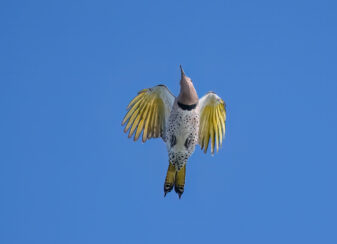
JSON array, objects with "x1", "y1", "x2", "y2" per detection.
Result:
[{"x1": 1, "y1": 0, "x2": 337, "y2": 243}]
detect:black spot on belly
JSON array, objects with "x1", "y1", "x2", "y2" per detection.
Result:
[
  {"x1": 184, "y1": 133, "x2": 193, "y2": 149},
  {"x1": 170, "y1": 135, "x2": 177, "y2": 147},
  {"x1": 184, "y1": 138, "x2": 191, "y2": 149}
]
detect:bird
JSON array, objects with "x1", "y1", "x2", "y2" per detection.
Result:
[{"x1": 121, "y1": 65, "x2": 227, "y2": 198}]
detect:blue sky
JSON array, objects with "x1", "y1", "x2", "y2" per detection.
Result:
[{"x1": 1, "y1": 0, "x2": 337, "y2": 243}]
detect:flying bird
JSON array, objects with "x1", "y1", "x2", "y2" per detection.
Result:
[{"x1": 121, "y1": 66, "x2": 227, "y2": 198}]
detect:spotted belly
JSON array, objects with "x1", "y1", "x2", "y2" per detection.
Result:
[{"x1": 165, "y1": 104, "x2": 199, "y2": 170}]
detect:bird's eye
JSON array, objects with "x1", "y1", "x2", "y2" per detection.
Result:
[{"x1": 170, "y1": 135, "x2": 176, "y2": 147}]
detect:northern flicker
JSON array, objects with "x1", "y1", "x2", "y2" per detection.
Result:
[{"x1": 121, "y1": 65, "x2": 227, "y2": 198}]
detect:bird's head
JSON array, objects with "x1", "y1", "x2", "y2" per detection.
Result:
[{"x1": 177, "y1": 65, "x2": 198, "y2": 105}]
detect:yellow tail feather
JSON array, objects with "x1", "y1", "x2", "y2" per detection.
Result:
[
  {"x1": 164, "y1": 163, "x2": 176, "y2": 196},
  {"x1": 174, "y1": 165, "x2": 186, "y2": 199}
]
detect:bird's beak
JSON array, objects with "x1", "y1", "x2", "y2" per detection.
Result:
[{"x1": 180, "y1": 65, "x2": 185, "y2": 78}]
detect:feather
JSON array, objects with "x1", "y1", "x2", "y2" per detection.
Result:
[
  {"x1": 122, "y1": 85, "x2": 175, "y2": 142},
  {"x1": 122, "y1": 96, "x2": 145, "y2": 125},
  {"x1": 134, "y1": 101, "x2": 151, "y2": 141},
  {"x1": 142, "y1": 102, "x2": 154, "y2": 142},
  {"x1": 216, "y1": 107, "x2": 223, "y2": 146},
  {"x1": 126, "y1": 92, "x2": 145, "y2": 110},
  {"x1": 127, "y1": 97, "x2": 149, "y2": 136},
  {"x1": 198, "y1": 92, "x2": 227, "y2": 154}
]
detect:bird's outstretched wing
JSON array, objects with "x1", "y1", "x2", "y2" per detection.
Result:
[
  {"x1": 198, "y1": 92, "x2": 226, "y2": 154},
  {"x1": 122, "y1": 85, "x2": 175, "y2": 142}
]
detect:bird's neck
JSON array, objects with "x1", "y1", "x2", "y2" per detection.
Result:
[{"x1": 177, "y1": 80, "x2": 198, "y2": 105}]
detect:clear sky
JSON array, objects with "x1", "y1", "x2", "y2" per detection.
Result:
[{"x1": 1, "y1": 0, "x2": 337, "y2": 243}]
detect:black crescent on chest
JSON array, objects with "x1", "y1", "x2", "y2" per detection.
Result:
[{"x1": 177, "y1": 102, "x2": 197, "y2": 111}]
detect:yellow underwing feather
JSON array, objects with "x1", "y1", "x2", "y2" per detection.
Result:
[
  {"x1": 203, "y1": 107, "x2": 210, "y2": 153},
  {"x1": 128, "y1": 97, "x2": 150, "y2": 137},
  {"x1": 217, "y1": 106, "x2": 222, "y2": 148},
  {"x1": 147, "y1": 105, "x2": 155, "y2": 139},
  {"x1": 213, "y1": 107, "x2": 219, "y2": 152},
  {"x1": 216, "y1": 107, "x2": 223, "y2": 146},
  {"x1": 198, "y1": 92, "x2": 227, "y2": 154},
  {"x1": 134, "y1": 100, "x2": 152, "y2": 141},
  {"x1": 152, "y1": 106, "x2": 158, "y2": 137},
  {"x1": 122, "y1": 96, "x2": 145, "y2": 125},
  {"x1": 203, "y1": 107, "x2": 211, "y2": 145},
  {"x1": 124, "y1": 102, "x2": 142, "y2": 133},
  {"x1": 220, "y1": 103, "x2": 226, "y2": 137},
  {"x1": 155, "y1": 101, "x2": 163, "y2": 137},
  {"x1": 137, "y1": 89, "x2": 148, "y2": 94},
  {"x1": 129, "y1": 112, "x2": 141, "y2": 138},
  {"x1": 157, "y1": 101, "x2": 164, "y2": 137},
  {"x1": 210, "y1": 109, "x2": 215, "y2": 154},
  {"x1": 142, "y1": 101, "x2": 153, "y2": 142},
  {"x1": 149, "y1": 101, "x2": 159, "y2": 138},
  {"x1": 199, "y1": 108, "x2": 204, "y2": 149},
  {"x1": 126, "y1": 92, "x2": 145, "y2": 110},
  {"x1": 205, "y1": 107, "x2": 212, "y2": 153},
  {"x1": 122, "y1": 85, "x2": 174, "y2": 142},
  {"x1": 134, "y1": 120, "x2": 144, "y2": 141},
  {"x1": 152, "y1": 101, "x2": 159, "y2": 137},
  {"x1": 199, "y1": 106, "x2": 207, "y2": 149}
]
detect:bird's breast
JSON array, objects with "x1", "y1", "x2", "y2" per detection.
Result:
[{"x1": 165, "y1": 103, "x2": 200, "y2": 165}]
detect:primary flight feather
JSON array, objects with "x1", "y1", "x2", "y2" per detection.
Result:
[{"x1": 122, "y1": 65, "x2": 227, "y2": 198}]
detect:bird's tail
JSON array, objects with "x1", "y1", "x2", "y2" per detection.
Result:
[
  {"x1": 175, "y1": 164, "x2": 186, "y2": 199},
  {"x1": 164, "y1": 163, "x2": 186, "y2": 199},
  {"x1": 164, "y1": 163, "x2": 175, "y2": 197}
]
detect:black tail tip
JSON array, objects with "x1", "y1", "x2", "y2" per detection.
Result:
[
  {"x1": 175, "y1": 185, "x2": 184, "y2": 199},
  {"x1": 164, "y1": 183, "x2": 174, "y2": 197}
]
